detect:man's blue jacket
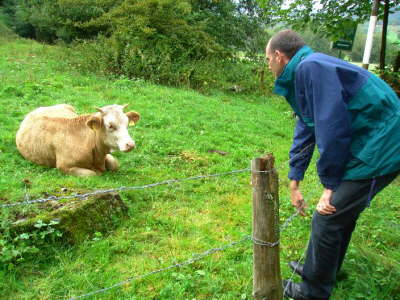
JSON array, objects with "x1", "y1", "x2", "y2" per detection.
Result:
[{"x1": 273, "y1": 46, "x2": 400, "y2": 191}]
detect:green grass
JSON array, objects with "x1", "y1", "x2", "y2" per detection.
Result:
[{"x1": 0, "y1": 32, "x2": 399, "y2": 300}]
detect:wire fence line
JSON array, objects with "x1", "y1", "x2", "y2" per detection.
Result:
[
  {"x1": 283, "y1": 240, "x2": 308, "y2": 296},
  {"x1": 69, "y1": 209, "x2": 301, "y2": 300},
  {"x1": 0, "y1": 168, "x2": 252, "y2": 208},
  {"x1": 0, "y1": 143, "x2": 315, "y2": 209},
  {"x1": 0, "y1": 144, "x2": 315, "y2": 299},
  {"x1": 69, "y1": 235, "x2": 252, "y2": 300}
]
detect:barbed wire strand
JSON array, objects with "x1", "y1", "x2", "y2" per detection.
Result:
[
  {"x1": 0, "y1": 168, "x2": 251, "y2": 208},
  {"x1": 70, "y1": 209, "x2": 300, "y2": 300},
  {"x1": 69, "y1": 235, "x2": 251, "y2": 300},
  {"x1": 282, "y1": 191, "x2": 315, "y2": 296},
  {"x1": 1, "y1": 143, "x2": 315, "y2": 208},
  {"x1": 277, "y1": 142, "x2": 315, "y2": 171},
  {"x1": 283, "y1": 241, "x2": 308, "y2": 297}
]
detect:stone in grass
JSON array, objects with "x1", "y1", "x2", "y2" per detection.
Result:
[{"x1": 13, "y1": 192, "x2": 128, "y2": 244}]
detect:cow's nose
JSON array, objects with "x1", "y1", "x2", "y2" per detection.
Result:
[{"x1": 123, "y1": 141, "x2": 135, "y2": 152}]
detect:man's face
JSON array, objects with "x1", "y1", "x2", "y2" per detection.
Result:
[{"x1": 265, "y1": 43, "x2": 286, "y2": 78}]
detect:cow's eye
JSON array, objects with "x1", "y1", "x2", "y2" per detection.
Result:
[{"x1": 108, "y1": 124, "x2": 116, "y2": 131}]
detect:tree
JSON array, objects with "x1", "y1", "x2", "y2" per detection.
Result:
[
  {"x1": 379, "y1": 0, "x2": 390, "y2": 69},
  {"x1": 394, "y1": 50, "x2": 400, "y2": 72},
  {"x1": 189, "y1": 0, "x2": 272, "y2": 54},
  {"x1": 257, "y1": 0, "x2": 400, "y2": 70},
  {"x1": 256, "y1": 0, "x2": 400, "y2": 40}
]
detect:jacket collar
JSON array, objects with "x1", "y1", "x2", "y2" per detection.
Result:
[{"x1": 273, "y1": 46, "x2": 314, "y2": 117}]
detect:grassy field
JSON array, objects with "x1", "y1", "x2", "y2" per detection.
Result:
[{"x1": 0, "y1": 31, "x2": 399, "y2": 300}]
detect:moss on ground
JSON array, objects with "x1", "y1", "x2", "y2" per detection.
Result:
[{"x1": 13, "y1": 193, "x2": 128, "y2": 244}]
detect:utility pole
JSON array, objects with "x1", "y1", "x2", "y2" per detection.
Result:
[{"x1": 362, "y1": 0, "x2": 380, "y2": 70}]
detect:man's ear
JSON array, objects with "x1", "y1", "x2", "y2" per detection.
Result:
[
  {"x1": 86, "y1": 116, "x2": 102, "y2": 130},
  {"x1": 274, "y1": 50, "x2": 282, "y2": 61},
  {"x1": 276, "y1": 49, "x2": 289, "y2": 64},
  {"x1": 126, "y1": 111, "x2": 140, "y2": 125}
]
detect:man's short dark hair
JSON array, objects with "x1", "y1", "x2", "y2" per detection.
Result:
[{"x1": 268, "y1": 30, "x2": 306, "y2": 59}]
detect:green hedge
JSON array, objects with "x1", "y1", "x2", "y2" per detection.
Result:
[{"x1": 1, "y1": 0, "x2": 274, "y2": 93}]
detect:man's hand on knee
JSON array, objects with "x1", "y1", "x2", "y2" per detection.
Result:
[{"x1": 316, "y1": 189, "x2": 336, "y2": 215}]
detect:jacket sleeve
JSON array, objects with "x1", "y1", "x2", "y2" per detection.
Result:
[
  {"x1": 288, "y1": 118, "x2": 316, "y2": 181},
  {"x1": 295, "y1": 61, "x2": 352, "y2": 191}
]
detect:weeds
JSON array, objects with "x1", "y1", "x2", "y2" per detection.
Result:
[{"x1": 0, "y1": 216, "x2": 62, "y2": 269}]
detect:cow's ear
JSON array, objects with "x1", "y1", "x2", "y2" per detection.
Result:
[
  {"x1": 126, "y1": 111, "x2": 140, "y2": 125},
  {"x1": 87, "y1": 116, "x2": 102, "y2": 130}
]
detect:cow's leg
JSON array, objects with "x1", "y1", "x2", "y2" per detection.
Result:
[
  {"x1": 63, "y1": 167, "x2": 98, "y2": 177},
  {"x1": 56, "y1": 154, "x2": 99, "y2": 176},
  {"x1": 105, "y1": 154, "x2": 119, "y2": 171}
]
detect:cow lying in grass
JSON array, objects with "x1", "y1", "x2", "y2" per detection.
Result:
[{"x1": 16, "y1": 104, "x2": 140, "y2": 176}]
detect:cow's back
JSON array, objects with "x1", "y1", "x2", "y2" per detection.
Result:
[
  {"x1": 26, "y1": 104, "x2": 77, "y2": 119},
  {"x1": 16, "y1": 104, "x2": 78, "y2": 167}
]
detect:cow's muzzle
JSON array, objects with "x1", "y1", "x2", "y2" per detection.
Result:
[{"x1": 121, "y1": 141, "x2": 135, "y2": 152}]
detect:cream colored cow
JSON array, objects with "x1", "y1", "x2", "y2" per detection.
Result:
[{"x1": 16, "y1": 104, "x2": 140, "y2": 176}]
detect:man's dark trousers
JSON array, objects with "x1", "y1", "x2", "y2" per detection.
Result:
[{"x1": 300, "y1": 171, "x2": 399, "y2": 300}]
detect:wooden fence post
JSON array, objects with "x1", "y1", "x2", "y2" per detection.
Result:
[{"x1": 252, "y1": 154, "x2": 282, "y2": 300}]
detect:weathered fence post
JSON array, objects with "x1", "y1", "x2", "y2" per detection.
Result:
[{"x1": 252, "y1": 154, "x2": 282, "y2": 300}]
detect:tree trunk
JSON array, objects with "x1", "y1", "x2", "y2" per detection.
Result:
[
  {"x1": 394, "y1": 51, "x2": 400, "y2": 73},
  {"x1": 379, "y1": 0, "x2": 389, "y2": 70}
]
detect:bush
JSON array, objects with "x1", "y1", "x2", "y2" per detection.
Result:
[
  {"x1": 72, "y1": 36, "x2": 273, "y2": 93},
  {"x1": 2, "y1": 0, "x2": 118, "y2": 42},
  {"x1": 2, "y1": 0, "x2": 273, "y2": 94},
  {"x1": 0, "y1": 9, "x2": 16, "y2": 40},
  {"x1": 378, "y1": 68, "x2": 400, "y2": 97},
  {"x1": 68, "y1": 0, "x2": 273, "y2": 93}
]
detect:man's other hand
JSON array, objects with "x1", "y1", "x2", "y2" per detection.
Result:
[{"x1": 289, "y1": 180, "x2": 307, "y2": 216}]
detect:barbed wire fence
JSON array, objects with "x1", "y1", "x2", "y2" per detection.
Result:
[
  {"x1": 0, "y1": 143, "x2": 315, "y2": 209},
  {"x1": 69, "y1": 210, "x2": 304, "y2": 300},
  {"x1": 1, "y1": 143, "x2": 316, "y2": 299}
]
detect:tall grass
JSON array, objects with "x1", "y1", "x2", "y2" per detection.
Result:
[{"x1": 0, "y1": 31, "x2": 399, "y2": 300}]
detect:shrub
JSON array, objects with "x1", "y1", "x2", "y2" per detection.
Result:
[
  {"x1": 3, "y1": 0, "x2": 273, "y2": 94},
  {"x1": 73, "y1": 36, "x2": 273, "y2": 93},
  {"x1": 2, "y1": 0, "x2": 118, "y2": 42},
  {"x1": 378, "y1": 68, "x2": 400, "y2": 97}
]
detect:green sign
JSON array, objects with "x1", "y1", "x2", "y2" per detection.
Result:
[
  {"x1": 331, "y1": 24, "x2": 357, "y2": 51},
  {"x1": 332, "y1": 40, "x2": 353, "y2": 51}
]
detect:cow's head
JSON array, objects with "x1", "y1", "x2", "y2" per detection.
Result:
[{"x1": 87, "y1": 104, "x2": 140, "y2": 152}]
